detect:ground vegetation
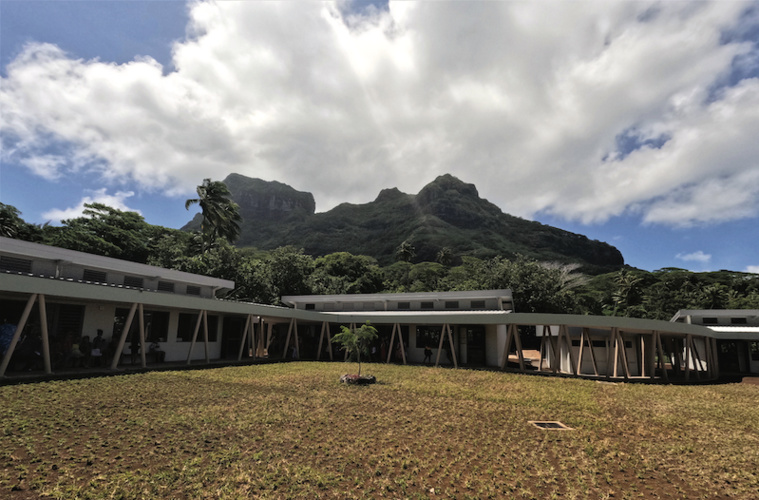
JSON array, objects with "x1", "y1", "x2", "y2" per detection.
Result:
[{"x1": 1, "y1": 363, "x2": 757, "y2": 499}]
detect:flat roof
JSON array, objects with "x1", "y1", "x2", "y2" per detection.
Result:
[
  {"x1": 0, "y1": 272, "x2": 300, "y2": 321},
  {"x1": 311, "y1": 310, "x2": 715, "y2": 336},
  {"x1": 0, "y1": 236, "x2": 234, "y2": 290},
  {"x1": 0, "y1": 272, "x2": 723, "y2": 339},
  {"x1": 672, "y1": 309, "x2": 759, "y2": 321},
  {"x1": 281, "y1": 289, "x2": 513, "y2": 306}
]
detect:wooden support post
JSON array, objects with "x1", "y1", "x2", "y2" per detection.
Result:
[
  {"x1": 585, "y1": 329, "x2": 600, "y2": 376},
  {"x1": 112, "y1": 302, "x2": 138, "y2": 369},
  {"x1": 691, "y1": 336, "x2": 704, "y2": 381},
  {"x1": 684, "y1": 334, "x2": 692, "y2": 382},
  {"x1": 547, "y1": 326, "x2": 559, "y2": 374},
  {"x1": 317, "y1": 321, "x2": 326, "y2": 360},
  {"x1": 323, "y1": 322, "x2": 333, "y2": 361},
  {"x1": 0, "y1": 294, "x2": 37, "y2": 377},
  {"x1": 387, "y1": 323, "x2": 397, "y2": 363},
  {"x1": 386, "y1": 323, "x2": 406, "y2": 365},
  {"x1": 639, "y1": 335, "x2": 646, "y2": 378},
  {"x1": 712, "y1": 337, "x2": 720, "y2": 378},
  {"x1": 398, "y1": 324, "x2": 407, "y2": 365},
  {"x1": 238, "y1": 315, "x2": 252, "y2": 361},
  {"x1": 500, "y1": 323, "x2": 514, "y2": 370},
  {"x1": 655, "y1": 331, "x2": 669, "y2": 383},
  {"x1": 612, "y1": 328, "x2": 620, "y2": 378},
  {"x1": 513, "y1": 324, "x2": 525, "y2": 371},
  {"x1": 559, "y1": 325, "x2": 577, "y2": 375},
  {"x1": 282, "y1": 318, "x2": 295, "y2": 360},
  {"x1": 187, "y1": 310, "x2": 205, "y2": 365},
  {"x1": 257, "y1": 318, "x2": 266, "y2": 357},
  {"x1": 38, "y1": 294, "x2": 52, "y2": 374},
  {"x1": 445, "y1": 324, "x2": 458, "y2": 368},
  {"x1": 575, "y1": 328, "x2": 587, "y2": 376},
  {"x1": 706, "y1": 336, "x2": 716, "y2": 379},
  {"x1": 538, "y1": 335, "x2": 546, "y2": 372},
  {"x1": 294, "y1": 320, "x2": 301, "y2": 361},
  {"x1": 251, "y1": 317, "x2": 257, "y2": 358},
  {"x1": 266, "y1": 321, "x2": 273, "y2": 353},
  {"x1": 653, "y1": 332, "x2": 663, "y2": 374},
  {"x1": 202, "y1": 310, "x2": 210, "y2": 364},
  {"x1": 137, "y1": 304, "x2": 147, "y2": 368},
  {"x1": 617, "y1": 329, "x2": 631, "y2": 379},
  {"x1": 435, "y1": 324, "x2": 446, "y2": 367}
]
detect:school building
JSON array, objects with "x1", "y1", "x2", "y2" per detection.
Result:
[{"x1": 2, "y1": 236, "x2": 756, "y2": 382}]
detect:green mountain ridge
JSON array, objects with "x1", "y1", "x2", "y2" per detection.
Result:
[{"x1": 184, "y1": 173, "x2": 624, "y2": 272}]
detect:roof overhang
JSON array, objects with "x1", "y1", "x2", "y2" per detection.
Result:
[{"x1": 0, "y1": 236, "x2": 234, "y2": 291}]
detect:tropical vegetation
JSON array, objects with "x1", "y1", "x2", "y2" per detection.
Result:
[
  {"x1": 2, "y1": 190, "x2": 758, "y2": 317},
  {"x1": 331, "y1": 322, "x2": 379, "y2": 376},
  {"x1": 184, "y1": 178, "x2": 242, "y2": 252}
]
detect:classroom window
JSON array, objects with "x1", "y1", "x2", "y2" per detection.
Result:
[
  {"x1": 123, "y1": 276, "x2": 144, "y2": 288},
  {"x1": 82, "y1": 269, "x2": 107, "y2": 283},
  {"x1": 177, "y1": 313, "x2": 219, "y2": 342},
  {"x1": 113, "y1": 308, "x2": 169, "y2": 343},
  {"x1": 0, "y1": 256, "x2": 32, "y2": 273},
  {"x1": 416, "y1": 325, "x2": 441, "y2": 348}
]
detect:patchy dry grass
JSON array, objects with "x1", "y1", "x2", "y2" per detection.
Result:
[{"x1": 1, "y1": 362, "x2": 758, "y2": 499}]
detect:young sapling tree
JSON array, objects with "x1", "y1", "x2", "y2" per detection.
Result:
[{"x1": 331, "y1": 321, "x2": 378, "y2": 377}]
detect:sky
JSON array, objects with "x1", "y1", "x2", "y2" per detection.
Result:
[{"x1": 1, "y1": 0, "x2": 758, "y2": 274}]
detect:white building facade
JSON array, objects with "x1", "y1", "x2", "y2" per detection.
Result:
[{"x1": 1, "y1": 236, "x2": 745, "y2": 382}]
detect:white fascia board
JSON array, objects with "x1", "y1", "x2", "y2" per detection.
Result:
[
  {"x1": 302, "y1": 311, "x2": 713, "y2": 337},
  {"x1": 504, "y1": 313, "x2": 715, "y2": 337},
  {"x1": 317, "y1": 309, "x2": 513, "y2": 325},
  {"x1": 0, "y1": 273, "x2": 286, "y2": 318},
  {"x1": 671, "y1": 309, "x2": 759, "y2": 321},
  {"x1": 707, "y1": 326, "x2": 759, "y2": 341},
  {"x1": 1, "y1": 272, "x2": 721, "y2": 338},
  {"x1": 0, "y1": 237, "x2": 234, "y2": 290},
  {"x1": 281, "y1": 289, "x2": 513, "y2": 306}
]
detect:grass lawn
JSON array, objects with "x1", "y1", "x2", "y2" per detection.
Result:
[{"x1": 1, "y1": 362, "x2": 758, "y2": 499}]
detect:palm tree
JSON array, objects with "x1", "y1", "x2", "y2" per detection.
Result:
[
  {"x1": 185, "y1": 179, "x2": 242, "y2": 252},
  {"x1": 436, "y1": 247, "x2": 453, "y2": 266},
  {"x1": 611, "y1": 269, "x2": 643, "y2": 316},
  {"x1": 395, "y1": 240, "x2": 416, "y2": 262}
]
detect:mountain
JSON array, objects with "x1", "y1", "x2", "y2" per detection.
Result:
[{"x1": 184, "y1": 173, "x2": 624, "y2": 272}]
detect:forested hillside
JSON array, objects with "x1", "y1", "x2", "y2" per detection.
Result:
[{"x1": 184, "y1": 174, "x2": 624, "y2": 272}]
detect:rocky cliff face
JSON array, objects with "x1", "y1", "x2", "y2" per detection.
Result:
[
  {"x1": 183, "y1": 173, "x2": 624, "y2": 272},
  {"x1": 225, "y1": 173, "x2": 315, "y2": 221}
]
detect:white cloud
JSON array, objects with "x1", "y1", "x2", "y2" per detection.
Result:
[
  {"x1": 745, "y1": 265, "x2": 759, "y2": 274},
  {"x1": 676, "y1": 251, "x2": 712, "y2": 264},
  {"x1": 42, "y1": 189, "x2": 139, "y2": 223},
  {"x1": 2, "y1": 1, "x2": 759, "y2": 226}
]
